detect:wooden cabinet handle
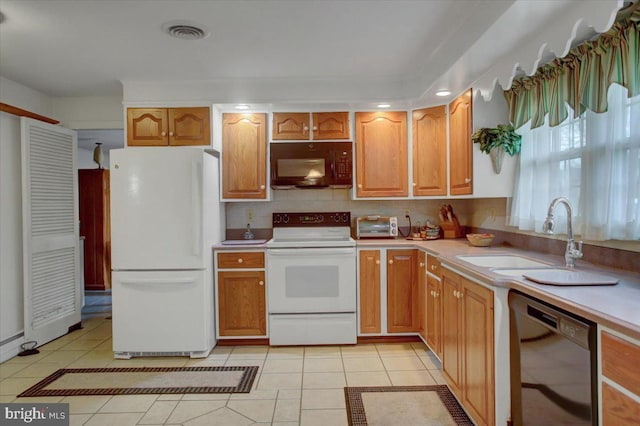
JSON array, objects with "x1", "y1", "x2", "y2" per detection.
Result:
[
  {"x1": 303, "y1": 125, "x2": 309, "y2": 133},
  {"x1": 258, "y1": 281, "x2": 264, "y2": 286},
  {"x1": 388, "y1": 259, "x2": 394, "y2": 265},
  {"x1": 464, "y1": 178, "x2": 471, "y2": 183},
  {"x1": 431, "y1": 265, "x2": 436, "y2": 271},
  {"x1": 375, "y1": 260, "x2": 380, "y2": 265},
  {"x1": 237, "y1": 258, "x2": 244, "y2": 264},
  {"x1": 419, "y1": 262, "x2": 425, "y2": 267},
  {"x1": 413, "y1": 182, "x2": 417, "y2": 187},
  {"x1": 161, "y1": 131, "x2": 167, "y2": 136},
  {"x1": 313, "y1": 126, "x2": 318, "y2": 131},
  {"x1": 169, "y1": 131, "x2": 174, "y2": 136},
  {"x1": 357, "y1": 184, "x2": 363, "y2": 188},
  {"x1": 260, "y1": 185, "x2": 266, "y2": 189}
]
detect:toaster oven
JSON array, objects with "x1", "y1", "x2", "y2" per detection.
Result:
[{"x1": 356, "y1": 216, "x2": 398, "y2": 239}]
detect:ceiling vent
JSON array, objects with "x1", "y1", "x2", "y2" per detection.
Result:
[{"x1": 162, "y1": 21, "x2": 210, "y2": 40}]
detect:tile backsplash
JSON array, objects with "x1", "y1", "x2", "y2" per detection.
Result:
[{"x1": 225, "y1": 188, "x2": 473, "y2": 232}]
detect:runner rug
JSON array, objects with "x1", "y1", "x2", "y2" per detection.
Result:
[
  {"x1": 345, "y1": 385, "x2": 473, "y2": 426},
  {"x1": 18, "y1": 366, "x2": 259, "y2": 397}
]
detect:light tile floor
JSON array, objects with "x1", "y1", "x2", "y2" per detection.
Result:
[{"x1": 1, "y1": 295, "x2": 445, "y2": 426}]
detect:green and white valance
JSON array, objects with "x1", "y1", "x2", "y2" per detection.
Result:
[{"x1": 504, "y1": 7, "x2": 639, "y2": 129}]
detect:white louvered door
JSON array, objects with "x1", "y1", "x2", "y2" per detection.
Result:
[{"x1": 21, "y1": 118, "x2": 81, "y2": 347}]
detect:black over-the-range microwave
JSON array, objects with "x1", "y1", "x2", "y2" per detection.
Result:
[{"x1": 270, "y1": 142, "x2": 353, "y2": 189}]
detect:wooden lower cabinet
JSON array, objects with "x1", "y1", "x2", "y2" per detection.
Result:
[
  {"x1": 601, "y1": 330, "x2": 640, "y2": 425},
  {"x1": 387, "y1": 249, "x2": 419, "y2": 333},
  {"x1": 418, "y1": 251, "x2": 427, "y2": 341},
  {"x1": 426, "y1": 274, "x2": 442, "y2": 358},
  {"x1": 359, "y1": 250, "x2": 381, "y2": 334},
  {"x1": 217, "y1": 271, "x2": 266, "y2": 336},
  {"x1": 442, "y1": 269, "x2": 494, "y2": 426}
]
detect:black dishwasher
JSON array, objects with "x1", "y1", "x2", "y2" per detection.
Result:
[{"x1": 509, "y1": 291, "x2": 597, "y2": 425}]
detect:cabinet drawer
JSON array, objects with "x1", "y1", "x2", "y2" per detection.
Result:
[
  {"x1": 602, "y1": 382, "x2": 640, "y2": 426},
  {"x1": 602, "y1": 331, "x2": 640, "y2": 395},
  {"x1": 427, "y1": 256, "x2": 441, "y2": 276},
  {"x1": 217, "y1": 252, "x2": 265, "y2": 269}
]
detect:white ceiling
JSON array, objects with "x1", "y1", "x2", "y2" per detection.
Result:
[{"x1": 0, "y1": 0, "x2": 626, "y2": 107}]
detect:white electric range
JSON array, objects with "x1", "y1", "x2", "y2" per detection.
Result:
[{"x1": 266, "y1": 212, "x2": 357, "y2": 345}]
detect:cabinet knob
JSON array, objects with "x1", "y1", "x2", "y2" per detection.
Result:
[
  {"x1": 357, "y1": 184, "x2": 363, "y2": 189},
  {"x1": 169, "y1": 131, "x2": 174, "y2": 136},
  {"x1": 420, "y1": 262, "x2": 425, "y2": 267},
  {"x1": 260, "y1": 185, "x2": 266, "y2": 190},
  {"x1": 453, "y1": 290, "x2": 458, "y2": 298},
  {"x1": 161, "y1": 131, "x2": 167, "y2": 136},
  {"x1": 431, "y1": 265, "x2": 436, "y2": 271},
  {"x1": 413, "y1": 182, "x2": 417, "y2": 187},
  {"x1": 313, "y1": 126, "x2": 318, "y2": 131},
  {"x1": 388, "y1": 259, "x2": 394, "y2": 265},
  {"x1": 375, "y1": 260, "x2": 380, "y2": 265},
  {"x1": 464, "y1": 178, "x2": 471, "y2": 183},
  {"x1": 258, "y1": 280, "x2": 264, "y2": 286},
  {"x1": 237, "y1": 258, "x2": 244, "y2": 264},
  {"x1": 303, "y1": 125, "x2": 309, "y2": 133}
]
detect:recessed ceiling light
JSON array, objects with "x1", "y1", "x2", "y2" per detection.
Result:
[
  {"x1": 377, "y1": 103, "x2": 391, "y2": 108},
  {"x1": 162, "y1": 20, "x2": 210, "y2": 40},
  {"x1": 435, "y1": 90, "x2": 451, "y2": 97},
  {"x1": 235, "y1": 104, "x2": 249, "y2": 110}
]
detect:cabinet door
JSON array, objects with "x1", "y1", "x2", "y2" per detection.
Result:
[
  {"x1": 412, "y1": 106, "x2": 447, "y2": 196},
  {"x1": 222, "y1": 113, "x2": 267, "y2": 199},
  {"x1": 272, "y1": 112, "x2": 310, "y2": 140},
  {"x1": 312, "y1": 112, "x2": 350, "y2": 140},
  {"x1": 355, "y1": 111, "x2": 408, "y2": 197},
  {"x1": 218, "y1": 271, "x2": 266, "y2": 336},
  {"x1": 418, "y1": 251, "x2": 427, "y2": 340},
  {"x1": 461, "y1": 277, "x2": 494, "y2": 426},
  {"x1": 127, "y1": 108, "x2": 169, "y2": 146},
  {"x1": 386, "y1": 249, "x2": 418, "y2": 333},
  {"x1": 359, "y1": 250, "x2": 381, "y2": 334},
  {"x1": 449, "y1": 90, "x2": 473, "y2": 195},
  {"x1": 167, "y1": 107, "x2": 210, "y2": 146},
  {"x1": 442, "y1": 271, "x2": 462, "y2": 396},
  {"x1": 426, "y1": 274, "x2": 442, "y2": 358}
]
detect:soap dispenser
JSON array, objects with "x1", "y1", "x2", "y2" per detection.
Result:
[{"x1": 243, "y1": 223, "x2": 255, "y2": 240}]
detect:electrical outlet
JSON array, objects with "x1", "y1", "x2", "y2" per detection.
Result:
[
  {"x1": 404, "y1": 208, "x2": 410, "y2": 218},
  {"x1": 246, "y1": 208, "x2": 255, "y2": 222}
]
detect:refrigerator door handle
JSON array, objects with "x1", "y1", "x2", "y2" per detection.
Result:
[
  {"x1": 120, "y1": 278, "x2": 195, "y2": 285},
  {"x1": 192, "y1": 159, "x2": 202, "y2": 257}
]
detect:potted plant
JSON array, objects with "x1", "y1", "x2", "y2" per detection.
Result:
[{"x1": 471, "y1": 124, "x2": 522, "y2": 174}]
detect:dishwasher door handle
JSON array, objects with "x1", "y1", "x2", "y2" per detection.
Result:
[{"x1": 527, "y1": 304, "x2": 558, "y2": 330}]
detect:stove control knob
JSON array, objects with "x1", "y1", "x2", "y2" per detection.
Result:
[{"x1": 283, "y1": 214, "x2": 290, "y2": 224}]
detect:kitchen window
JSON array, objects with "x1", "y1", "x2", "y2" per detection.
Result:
[{"x1": 509, "y1": 83, "x2": 640, "y2": 241}]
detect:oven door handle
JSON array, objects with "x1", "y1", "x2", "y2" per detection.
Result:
[{"x1": 267, "y1": 248, "x2": 355, "y2": 256}]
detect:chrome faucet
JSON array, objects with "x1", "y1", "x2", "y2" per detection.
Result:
[{"x1": 542, "y1": 197, "x2": 583, "y2": 268}]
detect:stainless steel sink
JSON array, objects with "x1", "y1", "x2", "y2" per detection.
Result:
[{"x1": 456, "y1": 255, "x2": 550, "y2": 268}]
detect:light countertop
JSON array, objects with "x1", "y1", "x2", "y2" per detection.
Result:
[{"x1": 213, "y1": 237, "x2": 640, "y2": 339}]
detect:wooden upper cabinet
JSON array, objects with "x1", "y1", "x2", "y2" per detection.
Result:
[
  {"x1": 312, "y1": 112, "x2": 350, "y2": 139},
  {"x1": 272, "y1": 112, "x2": 310, "y2": 140},
  {"x1": 222, "y1": 113, "x2": 267, "y2": 199},
  {"x1": 127, "y1": 108, "x2": 168, "y2": 146},
  {"x1": 386, "y1": 249, "x2": 419, "y2": 333},
  {"x1": 359, "y1": 250, "x2": 381, "y2": 334},
  {"x1": 167, "y1": 107, "x2": 211, "y2": 146},
  {"x1": 355, "y1": 111, "x2": 408, "y2": 197},
  {"x1": 127, "y1": 107, "x2": 210, "y2": 146},
  {"x1": 413, "y1": 106, "x2": 447, "y2": 196},
  {"x1": 449, "y1": 90, "x2": 473, "y2": 195}
]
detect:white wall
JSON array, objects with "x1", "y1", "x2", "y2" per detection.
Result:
[
  {"x1": 52, "y1": 95, "x2": 124, "y2": 130},
  {"x1": 0, "y1": 112, "x2": 25, "y2": 361},
  {"x1": 0, "y1": 76, "x2": 54, "y2": 118},
  {"x1": 471, "y1": 90, "x2": 517, "y2": 198}
]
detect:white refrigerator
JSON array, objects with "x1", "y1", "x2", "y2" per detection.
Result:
[{"x1": 109, "y1": 147, "x2": 224, "y2": 359}]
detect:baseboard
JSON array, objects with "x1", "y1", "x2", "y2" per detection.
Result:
[
  {"x1": 216, "y1": 338, "x2": 270, "y2": 346},
  {"x1": 0, "y1": 334, "x2": 25, "y2": 363},
  {"x1": 357, "y1": 335, "x2": 422, "y2": 344}
]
